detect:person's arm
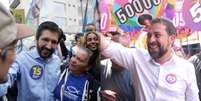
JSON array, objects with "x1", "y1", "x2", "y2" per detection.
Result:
[
  {"x1": 0, "y1": 62, "x2": 10, "y2": 82},
  {"x1": 185, "y1": 63, "x2": 199, "y2": 101},
  {"x1": 188, "y1": 55, "x2": 197, "y2": 64},
  {"x1": 0, "y1": 60, "x2": 20, "y2": 97},
  {"x1": 100, "y1": 34, "x2": 135, "y2": 70},
  {"x1": 0, "y1": 49, "x2": 16, "y2": 82}
]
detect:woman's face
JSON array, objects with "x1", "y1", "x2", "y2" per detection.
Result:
[
  {"x1": 86, "y1": 33, "x2": 99, "y2": 51},
  {"x1": 69, "y1": 49, "x2": 89, "y2": 75}
]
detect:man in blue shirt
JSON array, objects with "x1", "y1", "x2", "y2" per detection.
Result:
[{"x1": 0, "y1": 21, "x2": 62, "y2": 101}]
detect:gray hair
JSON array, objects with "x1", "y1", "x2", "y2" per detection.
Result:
[
  {"x1": 79, "y1": 46, "x2": 93, "y2": 58},
  {"x1": 78, "y1": 47, "x2": 94, "y2": 66}
]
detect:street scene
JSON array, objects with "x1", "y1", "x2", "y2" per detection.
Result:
[{"x1": 0, "y1": 0, "x2": 201, "y2": 101}]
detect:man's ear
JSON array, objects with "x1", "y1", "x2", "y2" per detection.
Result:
[
  {"x1": 169, "y1": 35, "x2": 176, "y2": 46},
  {"x1": 170, "y1": 34, "x2": 176, "y2": 40}
]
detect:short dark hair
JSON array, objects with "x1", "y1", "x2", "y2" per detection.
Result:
[
  {"x1": 85, "y1": 23, "x2": 96, "y2": 32},
  {"x1": 138, "y1": 14, "x2": 152, "y2": 25},
  {"x1": 75, "y1": 33, "x2": 83, "y2": 42},
  {"x1": 36, "y1": 21, "x2": 61, "y2": 43},
  {"x1": 59, "y1": 28, "x2": 66, "y2": 41},
  {"x1": 151, "y1": 18, "x2": 176, "y2": 36}
]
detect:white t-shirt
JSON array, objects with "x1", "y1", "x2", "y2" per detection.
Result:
[{"x1": 102, "y1": 41, "x2": 199, "y2": 101}]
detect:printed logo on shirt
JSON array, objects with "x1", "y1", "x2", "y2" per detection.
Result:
[
  {"x1": 64, "y1": 86, "x2": 79, "y2": 100},
  {"x1": 30, "y1": 65, "x2": 43, "y2": 80},
  {"x1": 165, "y1": 73, "x2": 177, "y2": 84}
]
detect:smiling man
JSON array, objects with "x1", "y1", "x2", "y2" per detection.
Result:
[
  {"x1": 0, "y1": 21, "x2": 61, "y2": 101},
  {"x1": 101, "y1": 18, "x2": 199, "y2": 101}
]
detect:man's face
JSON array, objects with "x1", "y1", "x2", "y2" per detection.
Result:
[
  {"x1": 37, "y1": 30, "x2": 59, "y2": 59},
  {"x1": 69, "y1": 49, "x2": 89, "y2": 74},
  {"x1": 86, "y1": 33, "x2": 99, "y2": 51},
  {"x1": 147, "y1": 23, "x2": 173, "y2": 59}
]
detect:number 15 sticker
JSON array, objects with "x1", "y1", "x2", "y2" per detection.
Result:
[{"x1": 190, "y1": 2, "x2": 201, "y2": 23}]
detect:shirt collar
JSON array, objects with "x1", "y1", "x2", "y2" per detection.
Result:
[
  {"x1": 29, "y1": 48, "x2": 54, "y2": 62},
  {"x1": 29, "y1": 48, "x2": 41, "y2": 59},
  {"x1": 169, "y1": 51, "x2": 177, "y2": 64},
  {"x1": 147, "y1": 49, "x2": 176, "y2": 66}
]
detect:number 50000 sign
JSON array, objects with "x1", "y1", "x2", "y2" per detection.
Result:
[{"x1": 115, "y1": 0, "x2": 161, "y2": 24}]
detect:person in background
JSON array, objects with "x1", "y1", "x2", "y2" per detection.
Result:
[
  {"x1": 189, "y1": 51, "x2": 201, "y2": 100},
  {"x1": 54, "y1": 47, "x2": 101, "y2": 101},
  {"x1": 135, "y1": 14, "x2": 153, "y2": 49},
  {"x1": 83, "y1": 31, "x2": 102, "y2": 81},
  {"x1": 100, "y1": 18, "x2": 199, "y2": 101},
  {"x1": 85, "y1": 23, "x2": 96, "y2": 32},
  {"x1": 138, "y1": 14, "x2": 152, "y2": 29},
  {"x1": 105, "y1": 31, "x2": 120, "y2": 42},
  {"x1": 101, "y1": 31, "x2": 135, "y2": 101},
  {"x1": 57, "y1": 28, "x2": 68, "y2": 60},
  {"x1": 68, "y1": 33, "x2": 84, "y2": 59},
  {"x1": 0, "y1": 21, "x2": 61, "y2": 101}
]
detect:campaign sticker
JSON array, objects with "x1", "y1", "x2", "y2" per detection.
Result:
[
  {"x1": 165, "y1": 73, "x2": 177, "y2": 84},
  {"x1": 30, "y1": 65, "x2": 43, "y2": 80}
]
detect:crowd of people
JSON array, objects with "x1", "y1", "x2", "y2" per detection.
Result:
[{"x1": 0, "y1": 2, "x2": 201, "y2": 101}]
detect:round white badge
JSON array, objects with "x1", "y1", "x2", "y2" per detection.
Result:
[{"x1": 165, "y1": 73, "x2": 177, "y2": 84}]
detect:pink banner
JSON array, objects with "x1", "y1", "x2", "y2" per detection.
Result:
[
  {"x1": 182, "y1": 0, "x2": 201, "y2": 31},
  {"x1": 99, "y1": 0, "x2": 167, "y2": 33}
]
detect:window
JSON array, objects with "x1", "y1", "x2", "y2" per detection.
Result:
[{"x1": 53, "y1": 1, "x2": 67, "y2": 31}]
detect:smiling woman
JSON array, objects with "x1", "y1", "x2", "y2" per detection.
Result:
[
  {"x1": 85, "y1": 31, "x2": 100, "y2": 52},
  {"x1": 83, "y1": 31, "x2": 102, "y2": 81}
]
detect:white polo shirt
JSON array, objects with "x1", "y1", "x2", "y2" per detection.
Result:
[{"x1": 102, "y1": 41, "x2": 199, "y2": 101}]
